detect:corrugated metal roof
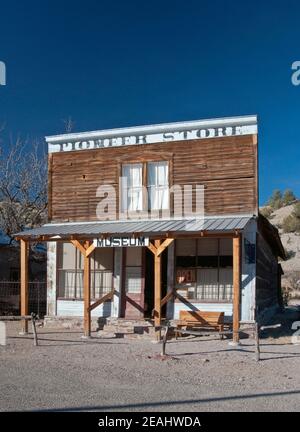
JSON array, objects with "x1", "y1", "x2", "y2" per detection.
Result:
[{"x1": 15, "y1": 216, "x2": 253, "y2": 239}]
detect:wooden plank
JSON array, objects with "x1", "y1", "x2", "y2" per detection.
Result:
[
  {"x1": 147, "y1": 242, "x2": 157, "y2": 256},
  {"x1": 88, "y1": 290, "x2": 115, "y2": 312},
  {"x1": 50, "y1": 134, "x2": 257, "y2": 222},
  {"x1": 156, "y1": 238, "x2": 174, "y2": 257},
  {"x1": 71, "y1": 239, "x2": 86, "y2": 256},
  {"x1": 20, "y1": 239, "x2": 29, "y2": 334},
  {"x1": 161, "y1": 290, "x2": 175, "y2": 308},
  {"x1": 48, "y1": 153, "x2": 53, "y2": 221},
  {"x1": 232, "y1": 235, "x2": 241, "y2": 343},
  {"x1": 85, "y1": 243, "x2": 96, "y2": 257},
  {"x1": 83, "y1": 241, "x2": 91, "y2": 337},
  {"x1": 154, "y1": 240, "x2": 162, "y2": 340}
]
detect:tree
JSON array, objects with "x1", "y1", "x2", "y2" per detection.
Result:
[
  {"x1": 282, "y1": 189, "x2": 296, "y2": 206},
  {"x1": 62, "y1": 116, "x2": 75, "y2": 133},
  {"x1": 268, "y1": 189, "x2": 283, "y2": 209},
  {"x1": 0, "y1": 135, "x2": 48, "y2": 243}
]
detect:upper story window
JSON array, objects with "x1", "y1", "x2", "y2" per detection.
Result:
[
  {"x1": 121, "y1": 163, "x2": 143, "y2": 212},
  {"x1": 147, "y1": 161, "x2": 169, "y2": 210},
  {"x1": 121, "y1": 160, "x2": 169, "y2": 214}
]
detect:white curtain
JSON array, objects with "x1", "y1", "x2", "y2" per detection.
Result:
[
  {"x1": 148, "y1": 161, "x2": 169, "y2": 210},
  {"x1": 122, "y1": 164, "x2": 143, "y2": 212}
]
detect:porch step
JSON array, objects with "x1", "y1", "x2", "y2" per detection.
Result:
[
  {"x1": 97, "y1": 318, "x2": 156, "y2": 339},
  {"x1": 106, "y1": 317, "x2": 154, "y2": 327}
]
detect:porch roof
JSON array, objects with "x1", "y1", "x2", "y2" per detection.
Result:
[{"x1": 14, "y1": 215, "x2": 253, "y2": 241}]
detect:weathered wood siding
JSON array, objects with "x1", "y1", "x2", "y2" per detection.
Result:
[
  {"x1": 256, "y1": 231, "x2": 279, "y2": 314},
  {"x1": 49, "y1": 134, "x2": 258, "y2": 222}
]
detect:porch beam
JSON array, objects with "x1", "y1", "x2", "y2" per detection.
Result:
[
  {"x1": 15, "y1": 231, "x2": 240, "y2": 243},
  {"x1": 156, "y1": 238, "x2": 174, "y2": 257},
  {"x1": 88, "y1": 290, "x2": 115, "y2": 313},
  {"x1": 147, "y1": 241, "x2": 157, "y2": 256},
  {"x1": 161, "y1": 289, "x2": 176, "y2": 308},
  {"x1": 85, "y1": 243, "x2": 96, "y2": 258},
  {"x1": 71, "y1": 239, "x2": 86, "y2": 256},
  {"x1": 20, "y1": 239, "x2": 29, "y2": 334},
  {"x1": 232, "y1": 234, "x2": 241, "y2": 344}
]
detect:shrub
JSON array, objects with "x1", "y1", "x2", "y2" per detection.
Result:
[
  {"x1": 282, "y1": 212, "x2": 300, "y2": 233},
  {"x1": 292, "y1": 201, "x2": 300, "y2": 218},
  {"x1": 282, "y1": 189, "x2": 296, "y2": 206},
  {"x1": 260, "y1": 206, "x2": 273, "y2": 219},
  {"x1": 268, "y1": 189, "x2": 283, "y2": 209}
]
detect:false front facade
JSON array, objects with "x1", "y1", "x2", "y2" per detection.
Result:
[{"x1": 16, "y1": 115, "x2": 285, "y2": 338}]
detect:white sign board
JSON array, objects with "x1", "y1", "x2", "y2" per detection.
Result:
[
  {"x1": 93, "y1": 236, "x2": 149, "y2": 248},
  {"x1": 47, "y1": 116, "x2": 258, "y2": 154}
]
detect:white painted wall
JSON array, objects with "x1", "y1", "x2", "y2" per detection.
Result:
[{"x1": 57, "y1": 300, "x2": 112, "y2": 317}]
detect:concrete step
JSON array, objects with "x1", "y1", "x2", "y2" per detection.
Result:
[
  {"x1": 98, "y1": 320, "x2": 157, "y2": 339},
  {"x1": 106, "y1": 318, "x2": 154, "y2": 328},
  {"x1": 102, "y1": 325, "x2": 136, "y2": 334},
  {"x1": 97, "y1": 331, "x2": 117, "y2": 339}
]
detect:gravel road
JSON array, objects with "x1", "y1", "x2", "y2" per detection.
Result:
[{"x1": 0, "y1": 314, "x2": 300, "y2": 412}]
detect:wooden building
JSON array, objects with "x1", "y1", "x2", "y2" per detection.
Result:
[{"x1": 15, "y1": 115, "x2": 285, "y2": 340}]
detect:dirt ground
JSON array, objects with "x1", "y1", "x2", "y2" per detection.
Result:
[{"x1": 1, "y1": 308, "x2": 300, "y2": 412}]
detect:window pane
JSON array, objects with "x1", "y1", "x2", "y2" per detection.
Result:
[
  {"x1": 196, "y1": 269, "x2": 219, "y2": 300},
  {"x1": 126, "y1": 248, "x2": 142, "y2": 266},
  {"x1": 197, "y1": 256, "x2": 218, "y2": 268},
  {"x1": 58, "y1": 243, "x2": 114, "y2": 300},
  {"x1": 122, "y1": 163, "x2": 143, "y2": 211},
  {"x1": 175, "y1": 239, "x2": 233, "y2": 301},
  {"x1": 219, "y1": 269, "x2": 233, "y2": 300},
  {"x1": 148, "y1": 161, "x2": 169, "y2": 210},
  {"x1": 219, "y1": 256, "x2": 233, "y2": 268},
  {"x1": 92, "y1": 248, "x2": 113, "y2": 270},
  {"x1": 197, "y1": 238, "x2": 218, "y2": 256},
  {"x1": 176, "y1": 256, "x2": 196, "y2": 267},
  {"x1": 176, "y1": 239, "x2": 196, "y2": 256},
  {"x1": 125, "y1": 267, "x2": 142, "y2": 293},
  {"x1": 219, "y1": 238, "x2": 233, "y2": 255}
]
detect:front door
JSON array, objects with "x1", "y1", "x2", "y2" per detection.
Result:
[{"x1": 121, "y1": 248, "x2": 145, "y2": 319}]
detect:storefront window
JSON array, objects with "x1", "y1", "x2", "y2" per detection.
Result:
[
  {"x1": 57, "y1": 243, "x2": 113, "y2": 299},
  {"x1": 175, "y1": 238, "x2": 233, "y2": 301}
]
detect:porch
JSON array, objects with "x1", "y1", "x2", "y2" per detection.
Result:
[{"x1": 15, "y1": 216, "x2": 253, "y2": 342}]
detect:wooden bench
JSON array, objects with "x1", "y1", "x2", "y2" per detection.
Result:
[{"x1": 175, "y1": 310, "x2": 225, "y2": 339}]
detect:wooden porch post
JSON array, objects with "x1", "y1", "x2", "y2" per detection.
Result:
[
  {"x1": 71, "y1": 239, "x2": 95, "y2": 338},
  {"x1": 232, "y1": 234, "x2": 241, "y2": 344},
  {"x1": 83, "y1": 241, "x2": 91, "y2": 338},
  {"x1": 147, "y1": 238, "x2": 174, "y2": 341},
  {"x1": 20, "y1": 239, "x2": 29, "y2": 334},
  {"x1": 154, "y1": 240, "x2": 162, "y2": 341}
]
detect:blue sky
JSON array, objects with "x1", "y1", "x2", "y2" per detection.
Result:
[{"x1": 0, "y1": 0, "x2": 300, "y2": 205}]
